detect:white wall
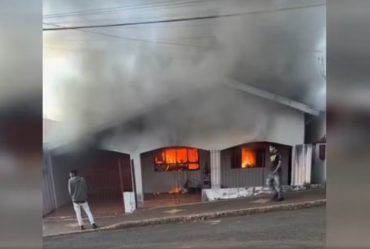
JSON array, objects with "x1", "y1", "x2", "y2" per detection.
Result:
[
  {"x1": 101, "y1": 85, "x2": 304, "y2": 153},
  {"x1": 100, "y1": 85, "x2": 305, "y2": 201}
]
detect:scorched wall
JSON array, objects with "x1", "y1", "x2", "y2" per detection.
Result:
[
  {"x1": 220, "y1": 142, "x2": 291, "y2": 188},
  {"x1": 140, "y1": 149, "x2": 209, "y2": 194}
]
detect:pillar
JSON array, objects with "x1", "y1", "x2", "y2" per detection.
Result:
[
  {"x1": 210, "y1": 149, "x2": 221, "y2": 189},
  {"x1": 131, "y1": 153, "x2": 144, "y2": 203}
]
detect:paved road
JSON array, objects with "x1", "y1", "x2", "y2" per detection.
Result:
[{"x1": 44, "y1": 207, "x2": 325, "y2": 249}]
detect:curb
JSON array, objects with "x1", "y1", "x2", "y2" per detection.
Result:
[{"x1": 44, "y1": 199, "x2": 326, "y2": 238}]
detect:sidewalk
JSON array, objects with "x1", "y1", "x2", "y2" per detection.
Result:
[{"x1": 43, "y1": 189, "x2": 326, "y2": 237}]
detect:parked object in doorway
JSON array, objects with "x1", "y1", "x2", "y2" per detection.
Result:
[
  {"x1": 124, "y1": 192, "x2": 136, "y2": 213},
  {"x1": 202, "y1": 184, "x2": 325, "y2": 201}
]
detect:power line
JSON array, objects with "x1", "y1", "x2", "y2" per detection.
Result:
[
  {"x1": 43, "y1": 3, "x2": 326, "y2": 31},
  {"x1": 52, "y1": 36, "x2": 214, "y2": 44},
  {"x1": 43, "y1": 23, "x2": 205, "y2": 49},
  {"x1": 43, "y1": 0, "x2": 205, "y2": 19},
  {"x1": 44, "y1": 20, "x2": 217, "y2": 29},
  {"x1": 43, "y1": 0, "x2": 170, "y2": 17},
  {"x1": 43, "y1": 0, "x2": 197, "y2": 18}
]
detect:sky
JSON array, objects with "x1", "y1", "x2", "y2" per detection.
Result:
[{"x1": 43, "y1": 47, "x2": 82, "y2": 120}]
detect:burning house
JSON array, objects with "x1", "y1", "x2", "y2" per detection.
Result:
[
  {"x1": 42, "y1": 0, "x2": 326, "y2": 216},
  {"x1": 44, "y1": 84, "x2": 321, "y2": 215},
  {"x1": 96, "y1": 85, "x2": 314, "y2": 207}
]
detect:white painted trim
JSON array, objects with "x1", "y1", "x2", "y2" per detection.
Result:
[
  {"x1": 223, "y1": 79, "x2": 320, "y2": 116},
  {"x1": 202, "y1": 184, "x2": 325, "y2": 201},
  {"x1": 132, "y1": 153, "x2": 144, "y2": 202}
]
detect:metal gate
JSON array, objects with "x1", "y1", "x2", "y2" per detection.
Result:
[
  {"x1": 79, "y1": 150, "x2": 133, "y2": 215},
  {"x1": 291, "y1": 144, "x2": 313, "y2": 185},
  {"x1": 42, "y1": 153, "x2": 57, "y2": 217}
]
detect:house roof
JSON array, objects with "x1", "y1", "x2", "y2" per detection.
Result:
[{"x1": 313, "y1": 135, "x2": 326, "y2": 144}]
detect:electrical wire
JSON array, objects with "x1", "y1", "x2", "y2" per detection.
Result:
[
  {"x1": 52, "y1": 35, "x2": 214, "y2": 43},
  {"x1": 44, "y1": 1, "x2": 198, "y2": 19},
  {"x1": 43, "y1": 3, "x2": 326, "y2": 31},
  {"x1": 43, "y1": 0, "x2": 174, "y2": 18},
  {"x1": 45, "y1": 21, "x2": 217, "y2": 29},
  {"x1": 43, "y1": 23, "x2": 205, "y2": 49},
  {"x1": 43, "y1": 0, "x2": 206, "y2": 19}
]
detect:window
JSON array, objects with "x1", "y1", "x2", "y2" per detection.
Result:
[
  {"x1": 241, "y1": 148, "x2": 257, "y2": 168},
  {"x1": 154, "y1": 148, "x2": 200, "y2": 172},
  {"x1": 319, "y1": 144, "x2": 326, "y2": 161},
  {"x1": 231, "y1": 147, "x2": 265, "y2": 169}
]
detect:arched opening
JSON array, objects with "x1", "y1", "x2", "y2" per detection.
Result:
[
  {"x1": 221, "y1": 141, "x2": 292, "y2": 188},
  {"x1": 45, "y1": 149, "x2": 132, "y2": 219},
  {"x1": 139, "y1": 146, "x2": 210, "y2": 208}
]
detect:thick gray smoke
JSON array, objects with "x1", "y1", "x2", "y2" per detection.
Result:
[{"x1": 43, "y1": 0, "x2": 325, "y2": 151}]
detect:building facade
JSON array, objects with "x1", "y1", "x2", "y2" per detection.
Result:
[{"x1": 100, "y1": 85, "x2": 305, "y2": 203}]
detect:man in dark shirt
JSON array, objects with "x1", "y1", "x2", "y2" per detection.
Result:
[{"x1": 266, "y1": 145, "x2": 284, "y2": 201}]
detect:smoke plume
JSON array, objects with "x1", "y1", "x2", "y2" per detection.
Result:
[{"x1": 43, "y1": 0, "x2": 325, "y2": 151}]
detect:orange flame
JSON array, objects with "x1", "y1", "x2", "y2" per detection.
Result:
[
  {"x1": 169, "y1": 187, "x2": 182, "y2": 194},
  {"x1": 154, "y1": 148, "x2": 199, "y2": 170},
  {"x1": 241, "y1": 147, "x2": 257, "y2": 168}
]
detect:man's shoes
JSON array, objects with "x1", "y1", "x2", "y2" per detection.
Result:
[
  {"x1": 271, "y1": 194, "x2": 278, "y2": 201},
  {"x1": 92, "y1": 223, "x2": 98, "y2": 229},
  {"x1": 276, "y1": 197, "x2": 284, "y2": 202},
  {"x1": 80, "y1": 226, "x2": 85, "y2": 230}
]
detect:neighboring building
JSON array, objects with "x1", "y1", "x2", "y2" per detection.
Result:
[
  {"x1": 305, "y1": 112, "x2": 326, "y2": 144},
  {"x1": 304, "y1": 112, "x2": 326, "y2": 185},
  {"x1": 311, "y1": 136, "x2": 326, "y2": 185}
]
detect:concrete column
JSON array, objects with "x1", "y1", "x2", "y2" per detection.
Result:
[
  {"x1": 131, "y1": 153, "x2": 144, "y2": 203},
  {"x1": 210, "y1": 149, "x2": 221, "y2": 189}
]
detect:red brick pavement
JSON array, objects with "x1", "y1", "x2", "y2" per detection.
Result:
[{"x1": 43, "y1": 189, "x2": 325, "y2": 237}]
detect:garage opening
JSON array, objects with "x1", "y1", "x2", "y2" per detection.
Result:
[
  {"x1": 140, "y1": 147, "x2": 210, "y2": 209},
  {"x1": 46, "y1": 149, "x2": 132, "y2": 220}
]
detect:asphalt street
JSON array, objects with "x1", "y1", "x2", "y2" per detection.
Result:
[{"x1": 43, "y1": 207, "x2": 325, "y2": 249}]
